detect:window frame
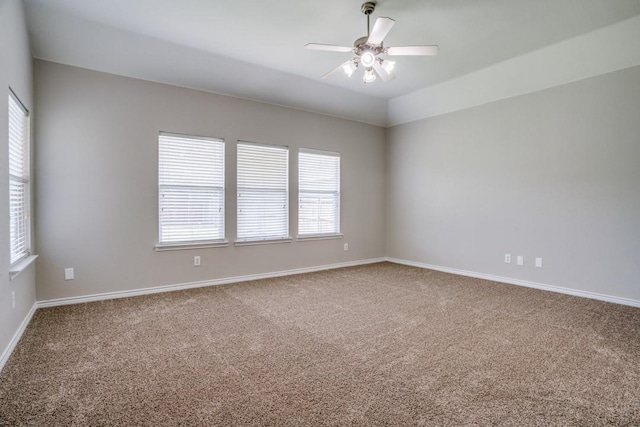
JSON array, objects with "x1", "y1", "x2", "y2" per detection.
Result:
[
  {"x1": 155, "y1": 132, "x2": 227, "y2": 251},
  {"x1": 236, "y1": 141, "x2": 291, "y2": 245},
  {"x1": 8, "y1": 89, "x2": 31, "y2": 266},
  {"x1": 297, "y1": 148, "x2": 342, "y2": 240}
]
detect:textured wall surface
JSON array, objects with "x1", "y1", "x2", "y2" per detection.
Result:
[
  {"x1": 387, "y1": 66, "x2": 640, "y2": 302},
  {"x1": 0, "y1": 0, "x2": 36, "y2": 365},
  {"x1": 34, "y1": 61, "x2": 387, "y2": 301}
]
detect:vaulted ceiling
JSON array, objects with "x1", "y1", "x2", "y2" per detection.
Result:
[{"x1": 24, "y1": 0, "x2": 640, "y2": 125}]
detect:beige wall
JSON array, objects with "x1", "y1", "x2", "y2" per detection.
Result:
[
  {"x1": 34, "y1": 60, "x2": 387, "y2": 301},
  {"x1": 387, "y1": 65, "x2": 640, "y2": 302},
  {"x1": 30, "y1": 61, "x2": 640, "y2": 305},
  {"x1": 0, "y1": 0, "x2": 36, "y2": 361}
]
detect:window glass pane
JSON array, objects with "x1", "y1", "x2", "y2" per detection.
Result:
[
  {"x1": 237, "y1": 142, "x2": 289, "y2": 241},
  {"x1": 158, "y1": 133, "x2": 225, "y2": 243},
  {"x1": 8, "y1": 92, "x2": 30, "y2": 264},
  {"x1": 298, "y1": 149, "x2": 340, "y2": 236}
]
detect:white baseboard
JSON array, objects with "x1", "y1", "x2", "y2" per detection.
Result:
[
  {"x1": 37, "y1": 257, "x2": 387, "y2": 308},
  {"x1": 0, "y1": 302, "x2": 37, "y2": 373},
  {"x1": 386, "y1": 257, "x2": 640, "y2": 308}
]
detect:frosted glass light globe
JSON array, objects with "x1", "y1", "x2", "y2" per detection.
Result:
[{"x1": 360, "y1": 51, "x2": 376, "y2": 68}]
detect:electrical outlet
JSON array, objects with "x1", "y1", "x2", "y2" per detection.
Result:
[
  {"x1": 194, "y1": 256, "x2": 201, "y2": 267},
  {"x1": 535, "y1": 257, "x2": 543, "y2": 268},
  {"x1": 11, "y1": 291, "x2": 16, "y2": 309},
  {"x1": 517, "y1": 256, "x2": 524, "y2": 266},
  {"x1": 504, "y1": 254, "x2": 511, "y2": 263},
  {"x1": 64, "y1": 268, "x2": 74, "y2": 281},
  {"x1": 344, "y1": 243, "x2": 349, "y2": 251}
]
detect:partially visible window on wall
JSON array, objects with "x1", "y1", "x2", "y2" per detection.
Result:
[
  {"x1": 298, "y1": 149, "x2": 341, "y2": 236},
  {"x1": 237, "y1": 142, "x2": 289, "y2": 243},
  {"x1": 8, "y1": 91, "x2": 31, "y2": 265},
  {"x1": 158, "y1": 133, "x2": 225, "y2": 246}
]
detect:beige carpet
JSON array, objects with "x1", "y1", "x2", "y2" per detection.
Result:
[{"x1": 1, "y1": 262, "x2": 639, "y2": 426}]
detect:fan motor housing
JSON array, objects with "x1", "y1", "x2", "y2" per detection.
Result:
[{"x1": 354, "y1": 36, "x2": 384, "y2": 56}]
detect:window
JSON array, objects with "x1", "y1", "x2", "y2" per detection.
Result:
[
  {"x1": 237, "y1": 142, "x2": 289, "y2": 243},
  {"x1": 158, "y1": 133, "x2": 225, "y2": 246},
  {"x1": 298, "y1": 149, "x2": 340, "y2": 236},
  {"x1": 8, "y1": 91, "x2": 30, "y2": 265}
]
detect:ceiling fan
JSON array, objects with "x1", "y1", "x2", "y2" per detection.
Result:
[{"x1": 305, "y1": 1, "x2": 439, "y2": 84}]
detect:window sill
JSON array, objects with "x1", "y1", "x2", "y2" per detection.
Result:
[
  {"x1": 235, "y1": 237, "x2": 293, "y2": 247},
  {"x1": 10, "y1": 255, "x2": 39, "y2": 280},
  {"x1": 296, "y1": 233, "x2": 344, "y2": 242},
  {"x1": 155, "y1": 241, "x2": 229, "y2": 252}
]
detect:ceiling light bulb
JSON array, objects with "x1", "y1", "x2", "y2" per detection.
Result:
[
  {"x1": 381, "y1": 59, "x2": 396, "y2": 74},
  {"x1": 342, "y1": 60, "x2": 357, "y2": 77},
  {"x1": 363, "y1": 68, "x2": 376, "y2": 84},
  {"x1": 360, "y1": 51, "x2": 376, "y2": 68}
]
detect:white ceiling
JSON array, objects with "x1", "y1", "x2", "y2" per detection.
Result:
[{"x1": 24, "y1": 0, "x2": 640, "y2": 125}]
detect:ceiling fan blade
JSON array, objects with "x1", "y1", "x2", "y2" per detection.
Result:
[
  {"x1": 367, "y1": 17, "x2": 395, "y2": 45},
  {"x1": 305, "y1": 43, "x2": 353, "y2": 53},
  {"x1": 386, "y1": 45, "x2": 440, "y2": 56},
  {"x1": 322, "y1": 60, "x2": 355, "y2": 79},
  {"x1": 373, "y1": 61, "x2": 395, "y2": 82}
]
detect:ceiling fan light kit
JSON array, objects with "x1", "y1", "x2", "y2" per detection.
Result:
[
  {"x1": 342, "y1": 60, "x2": 358, "y2": 77},
  {"x1": 381, "y1": 59, "x2": 395, "y2": 74},
  {"x1": 360, "y1": 51, "x2": 376, "y2": 68},
  {"x1": 305, "y1": 1, "x2": 439, "y2": 84},
  {"x1": 363, "y1": 68, "x2": 376, "y2": 83}
]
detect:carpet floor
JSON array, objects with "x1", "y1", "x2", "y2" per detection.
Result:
[{"x1": 1, "y1": 262, "x2": 639, "y2": 426}]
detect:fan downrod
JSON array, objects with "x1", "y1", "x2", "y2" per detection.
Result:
[{"x1": 361, "y1": 2, "x2": 376, "y2": 36}]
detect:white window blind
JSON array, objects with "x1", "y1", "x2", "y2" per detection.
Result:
[
  {"x1": 8, "y1": 92, "x2": 30, "y2": 265},
  {"x1": 158, "y1": 133, "x2": 225, "y2": 244},
  {"x1": 237, "y1": 142, "x2": 289, "y2": 242},
  {"x1": 298, "y1": 149, "x2": 340, "y2": 236}
]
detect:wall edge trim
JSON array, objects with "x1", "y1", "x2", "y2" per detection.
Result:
[
  {"x1": 36, "y1": 257, "x2": 387, "y2": 308},
  {"x1": 0, "y1": 302, "x2": 38, "y2": 373},
  {"x1": 386, "y1": 257, "x2": 640, "y2": 308}
]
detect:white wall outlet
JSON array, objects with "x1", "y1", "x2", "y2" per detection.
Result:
[
  {"x1": 344, "y1": 243, "x2": 349, "y2": 251},
  {"x1": 504, "y1": 254, "x2": 511, "y2": 263},
  {"x1": 194, "y1": 256, "x2": 201, "y2": 267},
  {"x1": 11, "y1": 291, "x2": 16, "y2": 309},
  {"x1": 517, "y1": 256, "x2": 524, "y2": 266},
  {"x1": 64, "y1": 268, "x2": 74, "y2": 280},
  {"x1": 535, "y1": 257, "x2": 543, "y2": 268}
]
